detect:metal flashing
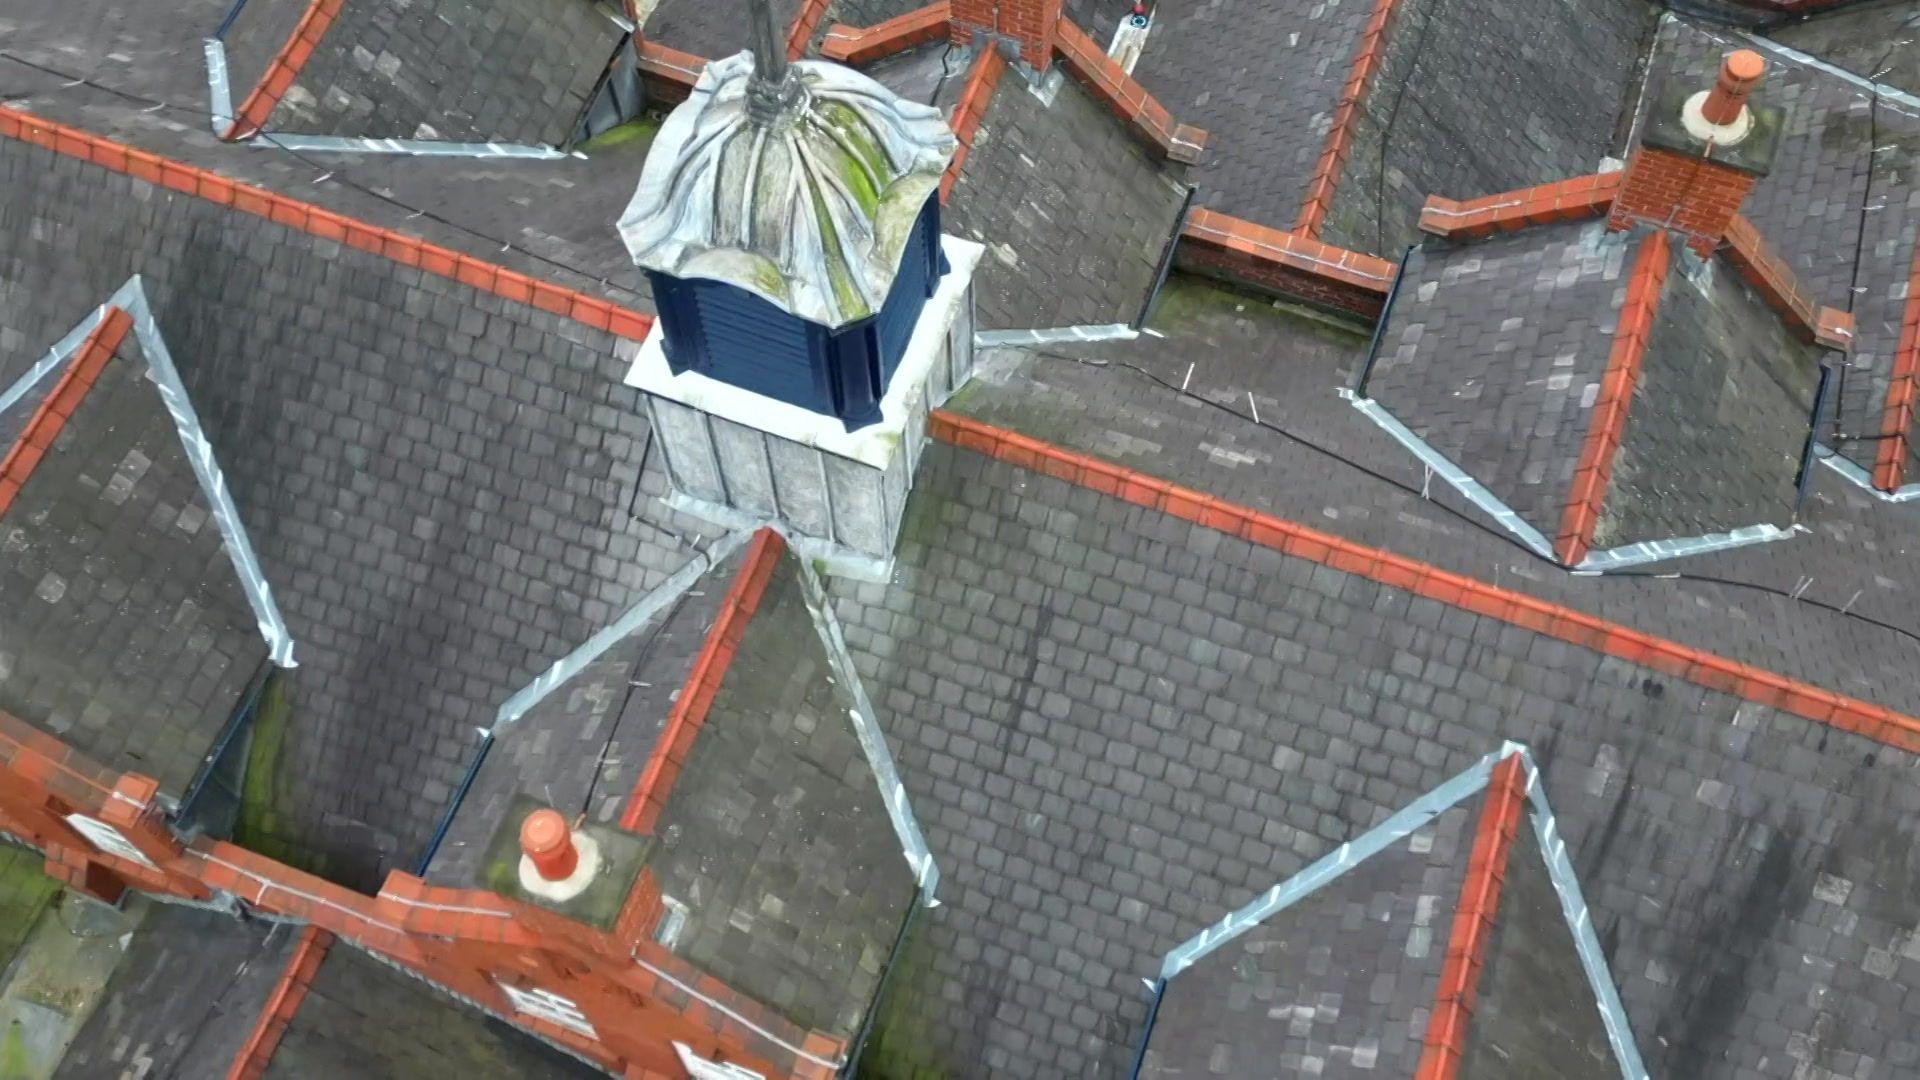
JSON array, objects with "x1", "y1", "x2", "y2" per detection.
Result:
[
  {"x1": 491, "y1": 530, "x2": 752, "y2": 729},
  {"x1": 973, "y1": 324, "x2": 1139, "y2": 347},
  {"x1": 795, "y1": 555, "x2": 942, "y2": 900},
  {"x1": 1575, "y1": 522, "x2": 1802, "y2": 571},
  {"x1": 1342, "y1": 390, "x2": 1559, "y2": 560},
  {"x1": 1817, "y1": 444, "x2": 1920, "y2": 502}
]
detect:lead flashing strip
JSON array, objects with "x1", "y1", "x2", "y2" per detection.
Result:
[
  {"x1": 1415, "y1": 754, "x2": 1527, "y2": 1080},
  {"x1": 1575, "y1": 523, "x2": 1801, "y2": 572},
  {"x1": 1341, "y1": 390, "x2": 1557, "y2": 561},
  {"x1": 620, "y1": 528, "x2": 787, "y2": 833},
  {"x1": 1295, "y1": 0, "x2": 1401, "y2": 236},
  {"x1": 225, "y1": 925, "x2": 334, "y2": 1080},
  {"x1": 0, "y1": 108, "x2": 654, "y2": 341},
  {"x1": 974, "y1": 324, "x2": 1138, "y2": 347},
  {"x1": 0, "y1": 305, "x2": 130, "y2": 519},
  {"x1": 928, "y1": 409, "x2": 1920, "y2": 752},
  {"x1": 203, "y1": 39, "x2": 568, "y2": 159},
  {"x1": 492, "y1": 532, "x2": 751, "y2": 729},
  {"x1": 1734, "y1": 30, "x2": 1920, "y2": 115},
  {"x1": 796, "y1": 556, "x2": 941, "y2": 900},
  {"x1": 1556, "y1": 229, "x2": 1671, "y2": 567},
  {"x1": 1817, "y1": 445, "x2": 1920, "y2": 501}
]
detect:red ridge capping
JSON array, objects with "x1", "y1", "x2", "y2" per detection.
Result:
[
  {"x1": 925, "y1": 409, "x2": 1920, "y2": 754},
  {"x1": 226, "y1": 926, "x2": 335, "y2": 1080},
  {"x1": 634, "y1": 37, "x2": 708, "y2": 106},
  {"x1": 1418, "y1": 172, "x2": 1622, "y2": 242},
  {"x1": 787, "y1": 0, "x2": 835, "y2": 60},
  {"x1": 821, "y1": 3, "x2": 951, "y2": 64},
  {"x1": 224, "y1": 0, "x2": 344, "y2": 140},
  {"x1": 0, "y1": 108, "x2": 654, "y2": 342},
  {"x1": 1051, "y1": 19, "x2": 1207, "y2": 165},
  {"x1": 1871, "y1": 238, "x2": 1920, "y2": 491},
  {"x1": 1414, "y1": 753, "x2": 1528, "y2": 1080},
  {"x1": 620, "y1": 528, "x2": 788, "y2": 833},
  {"x1": 1179, "y1": 208, "x2": 1396, "y2": 319},
  {"x1": 1722, "y1": 216, "x2": 1856, "y2": 353},
  {"x1": 1295, "y1": 0, "x2": 1402, "y2": 237},
  {"x1": 0, "y1": 305, "x2": 133, "y2": 520},
  {"x1": 1555, "y1": 229, "x2": 1672, "y2": 567},
  {"x1": 942, "y1": 45, "x2": 1006, "y2": 203}
]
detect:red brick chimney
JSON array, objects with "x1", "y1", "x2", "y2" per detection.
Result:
[
  {"x1": 950, "y1": 0, "x2": 1064, "y2": 72},
  {"x1": 1609, "y1": 50, "x2": 1781, "y2": 257}
]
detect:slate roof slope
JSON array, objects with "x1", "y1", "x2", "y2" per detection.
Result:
[
  {"x1": 1137, "y1": 801, "x2": 1476, "y2": 1078},
  {"x1": 645, "y1": 0, "x2": 801, "y2": 59},
  {"x1": 1320, "y1": 0, "x2": 1654, "y2": 256},
  {"x1": 1654, "y1": 20, "x2": 1920, "y2": 479},
  {"x1": 51, "y1": 906, "x2": 297, "y2": 1080},
  {"x1": 1598, "y1": 248, "x2": 1826, "y2": 550},
  {"x1": 0, "y1": 0, "x2": 656, "y2": 304},
  {"x1": 230, "y1": 0, "x2": 626, "y2": 146},
  {"x1": 833, "y1": 441, "x2": 1920, "y2": 1077},
  {"x1": 1364, "y1": 219, "x2": 1633, "y2": 545},
  {"x1": 944, "y1": 69, "x2": 1188, "y2": 329},
  {"x1": 643, "y1": 542, "x2": 919, "y2": 1040},
  {"x1": 426, "y1": 539, "x2": 742, "y2": 886},
  {"x1": 264, "y1": 942, "x2": 604, "y2": 1078},
  {"x1": 1770, "y1": 0, "x2": 1920, "y2": 95},
  {"x1": 0, "y1": 336, "x2": 266, "y2": 797},
  {"x1": 0, "y1": 127, "x2": 701, "y2": 874}
]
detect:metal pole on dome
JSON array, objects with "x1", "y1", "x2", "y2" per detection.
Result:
[{"x1": 746, "y1": 0, "x2": 800, "y2": 124}]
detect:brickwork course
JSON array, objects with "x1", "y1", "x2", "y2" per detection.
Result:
[{"x1": 6, "y1": 0, "x2": 1920, "y2": 1077}]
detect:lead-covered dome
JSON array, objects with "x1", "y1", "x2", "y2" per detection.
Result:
[{"x1": 617, "y1": 51, "x2": 957, "y2": 329}]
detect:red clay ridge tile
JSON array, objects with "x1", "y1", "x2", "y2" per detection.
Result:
[
  {"x1": 1721, "y1": 215, "x2": 1855, "y2": 353},
  {"x1": 927, "y1": 408, "x2": 1920, "y2": 754},
  {"x1": 226, "y1": 926, "x2": 334, "y2": 1080},
  {"x1": 821, "y1": 2, "x2": 950, "y2": 64},
  {"x1": 786, "y1": 0, "x2": 835, "y2": 60},
  {"x1": 621, "y1": 528, "x2": 788, "y2": 834},
  {"x1": 942, "y1": 45, "x2": 1006, "y2": 203},
  {"x1": 1555, "y1": 229, "x2": 1671, "y2": 567},
  {"x1": 635, "y1": 37, "x2": 708, "y2": 105},
  {"x1": 1873, "y1": 238, "x2": 1920, "y2": 491},
  {"x1": 0, "y1": 108, "x2": 655, "y2": 343},
  {"x1": 0, "y1": 305, "x2": 133, "y2": 521},
  {"x1": 1183, "y1": 208, "x2": 1396, "y2": 293},
  {"x1": 224, "y1": 0, "x2": 344, "y2": 140},
  {"x1": 1051, "y1": 19, "x2": 1207, "y2": 165},
  {"x1": 1418, "y1": 172, "x2": 1622, "y2": 241},
  {"x1": 1294, "y1": 0, "x2": 1402, "y2": 237},
  {"x1": 1415, "y1": 752, "x2": 1527, "y2": 1080}
]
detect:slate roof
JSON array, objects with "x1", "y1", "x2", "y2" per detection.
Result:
[
  {"x1": 0, "y1": 336, "x2": 267, "y2": 797},
  {"x1": 645, "y1": 0, "x2": 802, "y2": 59},
  {"x1": 944, "y1": 67, "x2": 1189, "y2": 329},
  {"x1": 643, "y1": 543, "x2": 919, "y2": 1040},
  {"x1": 1138, "y1": 800, "x2": 1476, "y2": 1077},
  {"x1": 264, "y1": 942, "x2": 605, "y2": 1078},
  {"x1": 222, "y1": 0, "x2": 626, "y2": 146},
  {"x1": 51, "y1": 905, "x2": 297, "y2": 1080},
  {"x1": 0, "y1": 128, "x2": 701, "y2": 873}
]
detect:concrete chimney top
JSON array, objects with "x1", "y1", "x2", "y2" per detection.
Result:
[{"x1": 1684, "y1": 50, "x2": 1767, "y2": 146}]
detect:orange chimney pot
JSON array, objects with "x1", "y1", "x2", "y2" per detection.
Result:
[
  {"x1": 1701, "y1": 50, "x2": 1765, "y2": 127},
  {"x1": 520, "y1": 809, "x2": 579, "y2": 881}
]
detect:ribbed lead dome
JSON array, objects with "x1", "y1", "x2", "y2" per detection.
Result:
[{"x1": 618, "y1": 51, "x2": 957, "y2": 329}]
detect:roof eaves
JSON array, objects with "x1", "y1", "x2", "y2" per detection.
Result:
[
  {"x1": 1554, "y1": 228, "x2": 1672, "y2": 567},
  {"x1": 0, "y1": 305, "x2": 132, "y2": 520},
  {"x1": 927, "y1": 408, "x2": 1920, "y2": 752},
  {"x1": 0, "y1": 107, "x2": 654, "y2": 341}
]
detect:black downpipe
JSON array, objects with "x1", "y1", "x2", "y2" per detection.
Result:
[
  {"x1": 1354, "y1": 244, "x2": 1416, "y2": 398},
  {"x1": 175, "y1": 659, "x2": 272, "y2": 826},
  {"x1": 1794, "y1": 360, "x2": 1836, "y2": 520},
  {"x1": 1135, "y1": 185, "x2": 1198, "y2": 330},
  {"x1": 842, "y1": 889, "x2": 923, "y2": 1076},
  {"x1": 413, "y1": 733, "x2": 495, "y2": 875},
  {"x1": 214, "y1": 0, "x2": 254, "y2": 40},
  {"x1": 1125, "y1": 977, "x2": 1169, "y2": 1079}
]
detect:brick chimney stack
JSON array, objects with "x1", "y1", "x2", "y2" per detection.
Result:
[
  {"x1": 1608, "y1": 50, "x2": 1782, "y2": 257},
  {"x1": 950, "y1": 0, "x2": 1064, "y2": 72}
]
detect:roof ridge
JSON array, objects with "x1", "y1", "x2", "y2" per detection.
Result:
[
  {"x1": 0, "y1": 305, "x2": 132, "y2": 519},
  {"x1": 0, "y1": 107, "x2": 654, "y2": 342},
  {"x1": 927, "y1": 408, "x2": 1920, "y2": 753},
  {"x1": 1554, "y1": 228, "x2": 1672, "y2": 566},
  {"x1": 1295, "y1": 0, "x2": 1402, "y2": 236}
]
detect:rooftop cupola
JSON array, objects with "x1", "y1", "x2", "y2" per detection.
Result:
[
  {"x1": 618, "y1": 0, "x2": 984, "y2": 569},
  {"x1": 618, "y1": 0, "x2": 957, "y2": 430}
]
